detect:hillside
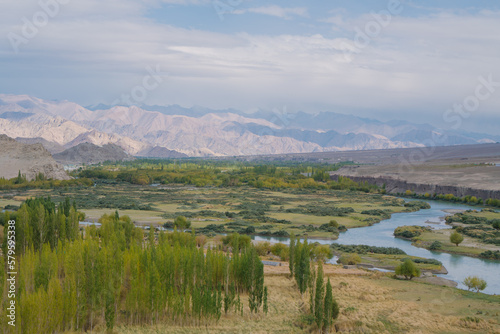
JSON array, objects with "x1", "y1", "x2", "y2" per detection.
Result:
[
  {"x1": 53, "y1": 142, "x2": 135, "y2": 165},
  {"x1": 0, "y1": 135, "x2": 70, "y2": 180}
]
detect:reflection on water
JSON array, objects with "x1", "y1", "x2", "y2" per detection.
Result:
[{"x1": 254, "y1": 200, "x2": 500, "y2": 295}]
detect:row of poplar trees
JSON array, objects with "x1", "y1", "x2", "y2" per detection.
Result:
[
  {"x1": 289, "y1": 234, "x2": 340, "y2": 333},
  {"x1": 0, "y1": 197, "x2": 266, "y2": 333}
]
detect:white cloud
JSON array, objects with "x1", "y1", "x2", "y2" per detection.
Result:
[{"x1": 234, "y1": 6, "x2": 309, "y2": 19}]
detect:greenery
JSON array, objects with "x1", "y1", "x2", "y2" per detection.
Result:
[
  {"x1": 330, "y1": 244, "x2": 407, "y2": 255},
  {"x1": 450, "y1": 230, "x2": 464, "y2": 246},
  {"x1": 338, "y1": 253, "x2": 362, "y2": 265},
  {"x1": 395, "y1": 259, "x2": 421, "y2": 280},
  {"x1": 394, "y1": 225, "x2": 431, "y2": 239},
  {"x1": 429, "y1": 241, "x2": 443, "y2": 250},
  {"x1": 403, "y1": 201, "x2": 431, "y2": 210},
  {"x1": 1, "y1": 197, "x2": 268, "y2": 332},
  {"x1": 463, "y1": 276, "x2": 488, "y2": 293}
]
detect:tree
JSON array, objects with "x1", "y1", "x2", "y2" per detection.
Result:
[
  {"x1": 395, "y1": 259, "x2": 421, "y2": 280},
  {"x1": 323, "y1": 278, "x2": 338, "y2": 332},
  {"x1": 314, "y1": 262, "x2": 324, "y2": 329},
  {"x1": 492, "y1": 220, "x2": 500, "y2": 230},
  {"x1": 329, "y1": 220, "x2": 338, "y2": 228},
  {"x1": 463, "y1": 276, "x2": 487, "y2": 293},
  {"x1": 263, "y1": 286, "x2": 268, "y2": 315},
  {"x1": 450, "y1": 231, "x2": 464, "y2": 246},
  {"x1": 174, "y1": 216, "x2": 191, "y2": 230},
  {"x1": 289, "y1": 233, "x2": 295, "y2": 277},
  {"x1": 311, "y1": 244, "x2": 333, "y2": 263}
]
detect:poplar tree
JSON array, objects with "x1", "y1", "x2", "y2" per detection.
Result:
[
  {"x1": 314, "y1": 262, "x2": 324, "y2": 329},
  {"x1": 289, "y1": 233, "x2": 295, "y2": 277}
]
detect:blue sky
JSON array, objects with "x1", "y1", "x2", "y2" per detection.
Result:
[{"x1": 1, "y1": 0, "x2": 499, "y2": 134}]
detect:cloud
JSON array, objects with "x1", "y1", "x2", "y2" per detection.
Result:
[
  {"x1": 0, "y1": 1, "x2": 499, "y2": 133},
  {"x1": 234, "y1": 6, "x2": 309, "y2": 19}
]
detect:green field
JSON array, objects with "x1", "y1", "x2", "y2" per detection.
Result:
[{"x1": 0, "y1": 182, "x2": 413, "y2": 239}]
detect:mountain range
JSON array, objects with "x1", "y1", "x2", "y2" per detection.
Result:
[{"x1": 0, "y1": 94, "x2": 498, "y2": 158}]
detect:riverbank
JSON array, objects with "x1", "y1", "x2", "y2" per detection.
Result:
[{"x1": 411, "y1": 229, "x2": 500, "y2": 259}]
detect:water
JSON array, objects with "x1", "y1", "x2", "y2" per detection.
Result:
[{"x1": 254, "y1": 200, "x2": 500, "y2": 295}]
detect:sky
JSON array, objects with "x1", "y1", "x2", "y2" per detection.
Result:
[{"x1": 0, "y1": 0, "x2": 499, "y2": 134}]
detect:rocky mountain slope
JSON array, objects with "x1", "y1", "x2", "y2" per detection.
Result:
[
  {"x1": 0, "y1": 135, "x2": 70, "y2": 180},
  {"x1": 0, "y1": 94, "x2": 498, "y2": 157},
  {"x1": 53, "y1": 142, "x2": 135, "y2": 165}
]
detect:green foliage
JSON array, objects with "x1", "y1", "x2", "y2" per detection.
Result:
[
  {"x1": 395, "y1": 259, "x2": 421, "y2": 280},
  {"x1": 270, "y1": 243, "x2": 289, "y2": 261},
  {"x1": 313, "y1": 262, "x2": 324, "y2": 328},
  {"x1": 429, "y1": 241, "x2": 443, "y2": 250},
  {"x1": 403, "y1": 201, "x2": 431, "y2": 210},
  {"x1": 338, "y1": 253, "x2": 362, "y2": 265},
  {"x1": 10, "y1": 213, "x2": 268, "y2": 332},
  {"x1": 310, "y1": 244, "x2": 334, "y2": 262},
  {"x1": 394, "y1": 225, "x2": 430, "y2": 239},
  {"x1": 479, "y1": 250, "x2": 500, "y2": 260},
  {"x1": 294, "y1": 240, "x2": 310, "y2": 294},
  {"x1": 289, "y1": 233, "x2": 295, "y2": 277},
  {"x1": 330, "y1": 243, "x2": 406, "y2": 255},
  {"x1": 77, "y1": 159, "x2": 378, "y2": 192},
  {"x1": 450, "y1": 230, "x2": 464, "y2": 246},
  {"x1": 463, "y1": 276, "x2": 488, "y2": 293},
  {"x1": 173, "y1": 215, "x2": 191, "y2": 230}
]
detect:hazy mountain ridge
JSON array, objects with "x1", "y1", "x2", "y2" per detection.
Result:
[{"x1": 0, "y1": 94, "x2": 498, "y2": 157}]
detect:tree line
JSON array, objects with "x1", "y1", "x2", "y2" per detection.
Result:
[{"x1": 0, "y1": 198, "x2": 267, "y2": 333}]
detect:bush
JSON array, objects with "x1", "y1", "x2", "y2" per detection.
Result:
[
  {"x1": 254, "y1": 241, "x2": 271, "y2": 256},
  {"x1": 395, "y1": 259, "x2": 421, "y2": 280},
  {"x1": 330, "y1": 244, "x2": 406, "y2": 255},
  {"x1": 270, "y1": 243, "x2": 289, "y2": 261},
  {"x1": 338, "y1": 253, "x2": 361, "y2": 265},
  {"x1": 429, "y1": 241, "x2": 443, "y2": 250},
  {"x1": 479, "y1": 250, "x2": 500, "y2": 260},
  {"x1": 394, "y1": 226, "x2": 430, "y2": 239},
  {"x1": 404, "y1": 201, "x2": 431, "y2": 210}
]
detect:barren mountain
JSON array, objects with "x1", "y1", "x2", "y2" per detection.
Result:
[
  {"x1": 0, "y1": 135, "x2": 70, "y2": 180},
  {"x1": 137, "y1": 146, "x2": 188, "y2": 159},
  {"x1": 1, "y1": 94, "x2": 498, "y2": 157},
  {"x1": 53, "y1": 142, "x2": 135, "y2": 165}
]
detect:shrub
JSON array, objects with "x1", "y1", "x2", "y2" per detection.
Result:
[
  {"x1": 330, "y1": 244, "x2": 406, "y2": 255},
  {"x1": 270, "y1": 243, "x2": 289, "y2": 261},
  {"x1": 404, "y1": 201, "x2": 431, "y2": 210},
  {"x1": 394, "y1": 225, "x2": 430, "y2": 239},
  {"x1": 429, "y1": 241, "x2": 443, "y2": 250},
  {"x1": 254, "y1": 242, "x2": 271, "y2": 256},
  {"x1": 395, "y1": 259, "x2": 421, "y2": 280},
  {"x1": 338, "y1": 253, "x2": 361, "y2": 265}
]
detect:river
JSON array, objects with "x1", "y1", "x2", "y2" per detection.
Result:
[{"x1": 254, "y1": 199, "x2": 500, "y2": 295}]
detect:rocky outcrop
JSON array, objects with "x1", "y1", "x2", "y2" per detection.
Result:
[
  {"x1": 54, "y1": 142, "x2": 135, "y2": 165},
  {"x1": 0, "y1": 135, "x2": 70, "y2": 180},
  {"x1": 330, "y1": 173, "x2": 500, "y2": 200}
]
